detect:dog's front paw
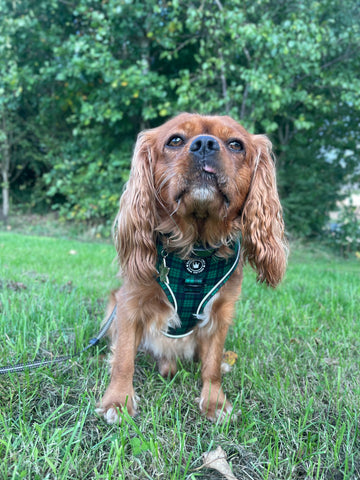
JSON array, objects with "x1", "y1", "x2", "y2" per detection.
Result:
[
  {"x1": 198, "y1": 385, "x2": 235, "y2": 422},
  {"x1": 96, "y1": 390, "x2": 139, "y2": 424},
  {"x1": 95, "y1": 404, "x2": 122, "y2": 425}
]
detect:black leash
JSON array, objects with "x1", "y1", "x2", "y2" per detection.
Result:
[{"x1": 0, "y1": 305, "x2": 117, "y2": 375}]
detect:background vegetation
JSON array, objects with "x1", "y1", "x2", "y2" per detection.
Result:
[{"x1": 1, "y1": 0, "x2": 359, "y2": 243}]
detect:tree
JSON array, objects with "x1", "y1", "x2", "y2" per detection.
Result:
[
  {"x1": 1, "y1": 0, "x2": 359, "y2": 237},
  {"x1": 0, "y1": 10, "x2": 22, "y2": 223},
  {"x1": 38, "y1": 0, "x2": 173, "y2": 221},
  {"x1": 165, "y1": 0, "x2": 360, "y2": 233},
  {"x1": 0, "y1": 1, "x2": 53, "y2": 222}
]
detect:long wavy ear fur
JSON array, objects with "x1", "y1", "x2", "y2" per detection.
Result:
[
  {"x1": 114, "y1": 131, "x2": 158, "y2": 285},
  {"x1": 241, "y1": 135, "x2": 288, "y2": 287}
]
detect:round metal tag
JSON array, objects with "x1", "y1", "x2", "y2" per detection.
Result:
[{"x1": 185, "y1": 257, "x2": 206, "y2": 274}]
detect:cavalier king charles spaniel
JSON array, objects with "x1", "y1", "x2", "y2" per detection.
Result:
[{"x1": 97, "y1": 113, "x2": 287, "y2": 423}]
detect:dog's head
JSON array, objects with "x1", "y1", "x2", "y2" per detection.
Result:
[{"x1": 115, "y1": 113, "x2": 287, "y2": 287}]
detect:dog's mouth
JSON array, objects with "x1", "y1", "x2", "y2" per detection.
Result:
[
  {"x1": 173, "y1": 165, "x2": 230, "y2": 217},
  {"x1": 198, "y1": 165, "x2": 224, "y2": 193},
  {"x1": 196, "y1": 161, "x2": 220, "y2": 185},
  {"x1": 202, "y1": 163, "x2": 217, "y2": 175}
]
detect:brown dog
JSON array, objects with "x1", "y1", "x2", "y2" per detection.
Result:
[{"x1": 97, "y1": 113, "x2": 287, "y2": 423}]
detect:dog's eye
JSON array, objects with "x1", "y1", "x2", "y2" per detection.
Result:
[
  {"x1": 167, "y1": 136, "x2": 184, "y2": 148},
  {"x1": 228, "y1": 140, "x2": 244, "y2": 152}
]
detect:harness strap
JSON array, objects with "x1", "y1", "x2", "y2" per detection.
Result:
[{"x1": 156, "y1": 239, "x2": 240, "y2": 337}]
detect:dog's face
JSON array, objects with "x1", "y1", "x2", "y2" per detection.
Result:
[
  {"x1": 151, "y1": 113, "x2": 255, "y2": 223},
  {"x1": 116, "y1": 112, "x2": 286, "y2": 287}
]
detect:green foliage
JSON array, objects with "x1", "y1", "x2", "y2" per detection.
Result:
[
  {"x1": 323, "y1": 201, "x2": 360, "y2": 256},
  {"x1": 43, "y1": 133, "x2": 131, "y2": 222},
  {"x1": 0, "y1": 0, "x2": 359, "y2": 239},
  {"x1": 278, "y1": 138, "x2": 349, "y2": 237}
]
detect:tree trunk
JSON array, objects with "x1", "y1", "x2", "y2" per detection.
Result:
[
  {"x1": 2, "y1": 167, "x2": 9, "y2": 225},
  {"x1": 1, "y1": 112, "x2": 10, "y2": 225}
]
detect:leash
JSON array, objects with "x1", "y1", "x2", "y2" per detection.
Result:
[{"x1": 0, "y1": 305, "x2": 117, "y2": 375}]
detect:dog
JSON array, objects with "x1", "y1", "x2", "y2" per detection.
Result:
[{"x1": 97, "y1": 113, "x2": 287, "y2": 423}]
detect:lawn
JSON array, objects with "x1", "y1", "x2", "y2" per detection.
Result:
[{"x1": 0, "y1": 231, "x2": 359, "y2": 479}]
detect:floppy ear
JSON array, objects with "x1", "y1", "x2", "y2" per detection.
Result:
[
  {"x1": 113, "y1": 131, "x2": 158, "y2": 285},
  {"x1": 240, "y1": 135, "x2": 288, "y2": 287}
]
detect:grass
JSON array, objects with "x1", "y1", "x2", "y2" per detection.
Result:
[{"x1": 0, "y1": 229, "x2": 359, "y2": 479}]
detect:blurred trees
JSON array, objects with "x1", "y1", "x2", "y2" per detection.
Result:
[{"x1": 0, "y1": 0, "x2": 359, "y2": 237}]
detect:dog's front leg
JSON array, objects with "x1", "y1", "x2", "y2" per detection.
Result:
[
  {"x1": 98, "y1": 301, "x2": 143, "y2": 424},
  {"x1": 198, "y1": 321, "x2": 233, "y2": 422}
]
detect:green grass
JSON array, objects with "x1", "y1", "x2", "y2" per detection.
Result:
[{"x1": 0, "y1": 231, "x2": 359, "y2": 479}]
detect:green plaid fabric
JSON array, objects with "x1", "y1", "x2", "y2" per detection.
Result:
[{"x1": 156, "y1": 239, "x2": 240, "y2": 337}]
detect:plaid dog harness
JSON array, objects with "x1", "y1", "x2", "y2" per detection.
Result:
[{"x1": 156, "y1": 239, "x2": 241, "y2": 338}]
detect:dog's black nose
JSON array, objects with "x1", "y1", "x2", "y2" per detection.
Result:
[{"x1": 190, "y1": 135, "x2": 220, "y2": 157}]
